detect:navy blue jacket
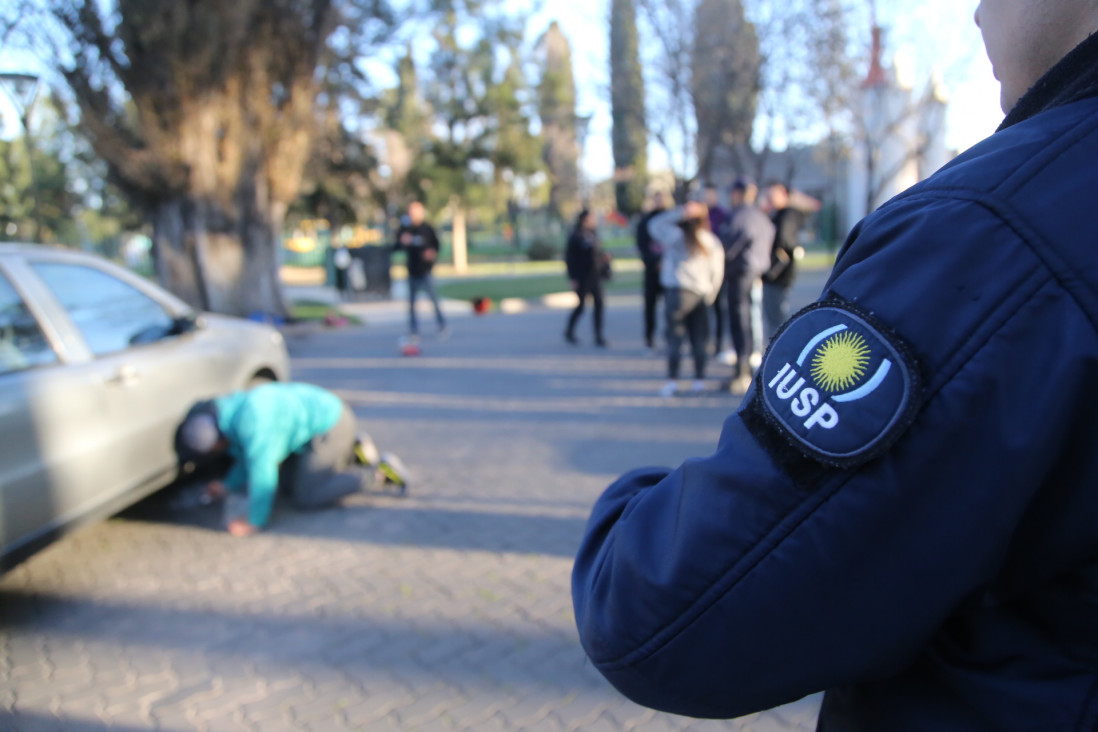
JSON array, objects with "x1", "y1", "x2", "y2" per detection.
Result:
[{"x1": 573, "y1": 35, "x2": 1098, "y2": 730}]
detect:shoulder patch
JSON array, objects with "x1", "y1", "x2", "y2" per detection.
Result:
[{"x1": 751, "y1": 299, "x2": 922, "y2": 468}]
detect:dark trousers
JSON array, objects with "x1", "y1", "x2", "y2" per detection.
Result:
[
  {"x1": 763, "y1": 282, "x2": 791, "y2": 341},
  {"x1": 288, "y1": 406, "x2": 373, "y2": 509},
  {"x1": 665, "y1": 288, "x2": 709, "y2": 379},
  {"x1": 712, "y1": 281, "x2": 726, "y2": 354},
  {"x1": 726, "y1": 266, "x2": 757, "y2": 377},
  {"x1": 643, "y1": 261, "x2": 662, "y2": 347},
  {"x1": 408, "y1": 274, "x2": 446, "y2": 334},
  {"x1": 566, "y1": 277, "x2": 604, "y2": 340}
]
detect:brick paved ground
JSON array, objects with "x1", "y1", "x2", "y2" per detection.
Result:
[{"x1": 0, "y1": 273, "x2": 829, "y2": 731}]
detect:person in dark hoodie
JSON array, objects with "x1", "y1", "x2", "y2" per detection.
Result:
[
  {"x1": 572, "y1": 1, "x2": 1098, "y2": 728},
  {"x1": 564, "y1": 209, "x2": 609, "y2": 347},
  {"x1": 394, "y1": 201, "x2": 447, "y2": 340},
  {"x1": 636, "y1": 192, "x2": 669, "y2": 351}
]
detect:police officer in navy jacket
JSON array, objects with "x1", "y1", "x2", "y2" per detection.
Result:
[{"x1": 572, "y1": 2, "x2": 1098, "y2": 728}]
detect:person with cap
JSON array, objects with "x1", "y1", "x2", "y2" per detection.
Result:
[
  {"x1": 718, "y1": 176, "x2": 775, "y2": 395},
  {"x1": 179, "y1": 382, "x2": 408, "y2": 536},
  {"x1": 647, "y1": 200, "x2": 724, "y2": 397},
  {"x1": 573, "y1": 0, "x2": 1098, "y2": 727}
]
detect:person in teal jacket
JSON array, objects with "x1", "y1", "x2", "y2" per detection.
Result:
[{"x1": 179, "y1": 382, "x2": 407, "y2": 536}]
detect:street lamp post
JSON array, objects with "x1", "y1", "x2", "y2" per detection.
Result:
[{"x1": 0, "y1": 73, "x2": 42, "y2": 243}]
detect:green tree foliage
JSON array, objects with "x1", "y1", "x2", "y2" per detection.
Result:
[
  {"x1": 395, "y1": 5, "x2": 541, "y2": 266},
  {"x1": 536, "y1": 21, "x2": 580, "y2": 222},
  {"x1": 609, "y1": 0, "x2": 648, "y2": 216},
  {"x1": 693, "y1": 0, "x2": 760, "y2": 182},
  {"x1": 0, "y1": 97, "x2": 81, "y2": 244}
]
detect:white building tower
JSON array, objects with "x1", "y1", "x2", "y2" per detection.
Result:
[{"x1": 846, "y1": 24, "x2": 949, "y2": 227}]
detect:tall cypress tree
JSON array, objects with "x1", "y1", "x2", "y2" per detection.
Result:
[
  {"x1": 609, "y1": 0, "x2": 647, "y2": 216},
  {"x1": 537, "y1": 21, "x2": 580, "y2": 222}
]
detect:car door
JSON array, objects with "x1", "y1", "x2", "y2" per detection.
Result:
[
  {"x1": 26, "y1": 260, "x2": 220, "y2": 497},
  {"x1": 0, "y1": 266, "x2": 122, "y2": 566}
]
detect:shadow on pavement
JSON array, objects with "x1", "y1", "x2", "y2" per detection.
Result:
[
  {"x1": 0, "y1": 712, "x2": 150, "y2": 732},
  {"x1": 0, "y1": 588, "x2": 586, "y2": 689}
]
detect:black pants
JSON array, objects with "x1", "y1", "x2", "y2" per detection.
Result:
[
  {"x1": 712, "y1": 280, "x2": 726, "y2": 354},
  {"x1": 566, "y1": 277, "x2": 604, "y2": 340},
  {"x1": 726, "y1": 266, "x2": 757, "y2": 377},
  {"x1": 288, "y1": 406, "x2": 373, "y2": 509},
  {"x1": 643, "y1": 261, "x2": 662, "y2": 347},
  {"x1": 665, "y1": 288, "x2": 709, "y2": 379}
]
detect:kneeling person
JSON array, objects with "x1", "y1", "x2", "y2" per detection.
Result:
[{"x1": 179, "y1": 382, "x2": 406, "y2": 536}]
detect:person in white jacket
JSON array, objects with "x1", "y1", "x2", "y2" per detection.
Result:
[{"x1": 648, "y1": 201, "x2": 725, "y2": 396}]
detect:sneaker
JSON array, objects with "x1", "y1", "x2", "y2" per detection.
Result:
[
  {"x1": 353, "y1": 433, "x2": 380, "y2": 467},
  {"x1": 717, "y1": 350, "x2": 737, "y2": 366},
  {"x1": 377, "y1": 451, "x2": 411, "y2": 495},
  {"x1": 749, "y1": 351, "x2": 763, "y2": 369},
  {"x1": 564, "y1": 332, "x2": 579, "y2": 345},
  {"x1": 595, "y1": 337, "x2": 609, "y2": 348},
  {"x1": 691, "y1": 380, "x2": 707, "y2": 394},
  {"x1": 437, "y1": 325, "x2": 451, "y2": 341},
  {"x1": 729, "y1": 374, "x2": 753, "y2": 396},
  {"x1": 659, "y1": 380, "x2": 678, "y2": 398}
]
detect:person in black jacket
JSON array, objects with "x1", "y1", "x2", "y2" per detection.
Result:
[
  {"x1": 394, "y1": 201, "x2": 447, "y2": 339},
  {"x1": 573, "y1": 1, "x2": 1098, "y2": 728},
  {"x1": 635, "y1": 192, "x2": 668, "y2": 351},
  {"x1": 760, "y1": 182, "x2": 805, "y2": 340},
  {"x1": 564, "y1": 210, "x2": 608, "y2": 347}
]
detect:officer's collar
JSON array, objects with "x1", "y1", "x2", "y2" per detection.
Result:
[{"x1": 1000, "y1": 30, "x2": 1098, "y2": 131}]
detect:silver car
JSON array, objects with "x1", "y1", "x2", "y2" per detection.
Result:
[{"x1": 0, "y1": 243, "x2": 291, "y2": 570}]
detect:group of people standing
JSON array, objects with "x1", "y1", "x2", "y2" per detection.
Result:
[{"x1": 635, "y1": 179, "x2": 807, "y2": 396}]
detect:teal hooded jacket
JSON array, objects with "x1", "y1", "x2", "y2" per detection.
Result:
[{"x1": 215, "y1": 382, "x2": 344, "y2": 527}]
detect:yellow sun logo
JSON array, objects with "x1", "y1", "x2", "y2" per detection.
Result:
[{"x1": 811, "y1": 331, "x2": 871, "y2": 392}]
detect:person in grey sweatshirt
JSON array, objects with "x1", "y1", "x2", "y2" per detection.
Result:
[{"x1": 648, "y1": 202, "x2": 725, "y2": 396}]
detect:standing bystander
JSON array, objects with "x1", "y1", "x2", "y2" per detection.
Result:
[
  {"x1": 394, "y1": 201, "x2": 447, "y2": 340},
  {"x1": 636, "y1": 191, "x2": 668, "y2": 351},
  {"x1": 718, "y1": 177, "x2": 775, "y2": 395},
  {"x1": 564, "y1": 210, "x2": 609, "y2": 347},
  {"x1": 760, "y1": 182, "x2": 805, "y2": 340}
]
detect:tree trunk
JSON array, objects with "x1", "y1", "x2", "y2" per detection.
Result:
[
  {"x1": 151, "y1": 186, "x2": 289, "y2": 319},
  {"x1": 451, "y1": 199, "x2": 468, "y2": 274}
]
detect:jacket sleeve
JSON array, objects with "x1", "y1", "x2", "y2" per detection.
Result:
[
  {"x1": 646, "y1": 208, "x2": 684, "y2": 254},
  {"x1": 228, "y1": 406, "x2": 285, "y2": 528},
  {"x1": 572, "y1": 196, "x2": 1091, "y2": 718}
]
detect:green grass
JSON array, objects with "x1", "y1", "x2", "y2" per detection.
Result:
[{"x1": 290, "y1": 300, "x2": 362, "y2": 325}]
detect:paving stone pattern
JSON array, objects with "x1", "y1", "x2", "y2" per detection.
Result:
[{"x1": 1, "y1": 275, "x2": 829, "y2": 731}]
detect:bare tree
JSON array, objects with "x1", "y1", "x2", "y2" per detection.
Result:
[
  {"x1": 637, "y1": 0, "x2": 693, "y2": 200},
  {"x1": 692, "y1": 0, "x2": 760, "y2": 184}
]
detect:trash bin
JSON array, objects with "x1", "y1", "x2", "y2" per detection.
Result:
[{"x1": 353, "y1": 245, "x2": 392, "y2": 298}]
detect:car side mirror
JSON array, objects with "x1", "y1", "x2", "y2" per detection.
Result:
[{"x1": 173, "y1": 313, "x2": 205, "y2": 335}]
